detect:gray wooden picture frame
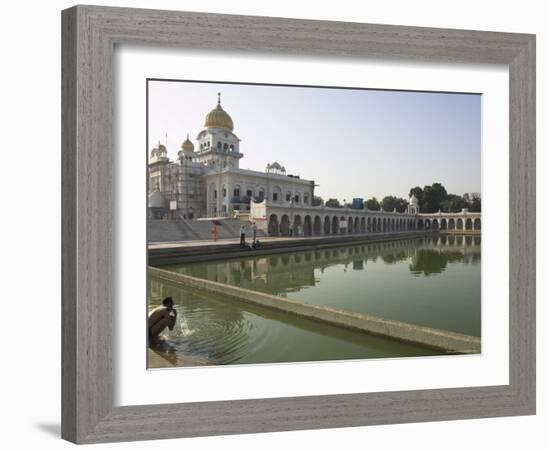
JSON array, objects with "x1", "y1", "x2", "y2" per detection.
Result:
[{"x1": 61, "y1": 5, "x2": 536, "y2": 444}]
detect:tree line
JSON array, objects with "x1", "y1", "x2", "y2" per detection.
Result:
[{"x1": 322, "y1": 183, "x2": 481, "y2": 213}]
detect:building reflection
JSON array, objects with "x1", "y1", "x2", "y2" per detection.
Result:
[{"x1": 175, "y1": 236, "x2": 481, "y2": 295}]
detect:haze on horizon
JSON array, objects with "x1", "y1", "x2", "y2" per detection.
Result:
[{"x1": 148, "y1": 80, "x2": 481, "y2": 202}]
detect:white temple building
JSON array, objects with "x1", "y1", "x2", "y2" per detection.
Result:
[{"x1": 148, "y1": 93, "x2": 315, "y2": 220}]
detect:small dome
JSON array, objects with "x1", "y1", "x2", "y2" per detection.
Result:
[
  {"x1": 181, "y1": 133, "x2": 195, "y2": 151},
  {"x1": 151, "y1": 142, "x2": 167, "y2": 157},
  {"x1": 148, "y1": 191, "x2": 166, "y2": 209},
  {"x1": 204, "y1": 93, "x2": 234, "y2": 131},
  {"x1": 409, "y1": 194, "x2": 419, "y2": 207}
]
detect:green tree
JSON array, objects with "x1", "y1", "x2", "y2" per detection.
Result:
[
  {"x1": 469, "y1": 193, "x2": 482, "y2": 212},
  {"x1": 325, "y1": 198, "x2": 341, "y2": 208},
  {"x1": 364, "y1": 197, "x2": 381, "y2": 211},
  {"x1": 312, "y1": 196, "x2": 323, "y2": 207},
  {"x1": 381, "y1": 196, "x2": 409, "y2": 212},
  {"x1": 421, "y1": 183, "x2": 448, "y2": 213},
  {"x1": 441, "y1": 194, "x2": 469, "y2": 212}
]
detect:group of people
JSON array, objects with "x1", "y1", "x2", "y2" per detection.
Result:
[{"x1": 239, "y1": 222, "x2": 260, "y2": 249}]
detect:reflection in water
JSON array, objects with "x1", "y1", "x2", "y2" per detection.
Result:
[{"x1": 167, "y1": 236, "x2": 481, "y2": 337}]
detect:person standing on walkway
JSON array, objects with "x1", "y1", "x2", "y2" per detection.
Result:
[{"x1": 239, "y1": 224, "x2": 246, "y2": 247}]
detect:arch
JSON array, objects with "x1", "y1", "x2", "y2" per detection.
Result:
[
  {"x1": 457, "y1": 218, "x2": 464, "y2": 230},
  {"x1": 257, "y1": 188, "x2": 265, "y2": 202},
  {"x1": 348, "y1": 217, "x2": 354, "y2": 233},
  {"x1": 431, "y1": 219, "x2": 439, "y2": 230},
  {"x1": 424, "y1": 219, "x2": 431, "y2": 229},
  {"x1": 391, "y1": 218, "x2": 396, "y2": 232},
  {"x1": 232, "y1": 184, "x2": 242, "y2": 198},
  {"x1": 331, "y1": 216, "x2": 339, "y2": 234},
  {"x1": 223, "y1": 142, "x2": 228, "y2": 150},
  {"x1": 303, "y1": 215, "x2": 313, "y2": 236},
  {"x1": 280, "y1": 215, "x2": 290, "y2": 236},
  {"x1": 465, "y1": 218, "x2": 473, "y2": 230},
  {"x1": 313, "y1": 216, "x2": 322, "y2": 235},
  {"x1": 360, "y1": 217, "x2": 366, "y2": 233},
  {"x1": 354, "y1": 217, "x2": 360, "y2": 233},
  {"x1": 367, "y1": 217, "x2": 372, "y2": 232},
  {"x1": 417, "y1": 219, "x2": 424, "y2": 230},
  {"x1": 293, "y1": 215, "x2": 303, "y2": 236},
  {"x1": 209, "y1": 182, "x2": 217, "y2": 201},
  {"x1": 271, "y1": 185, "x2": 282, "y2": 203},
  {"x1": 448, "y1": 218, "x2": 455, "y2": 230},
  {"x1": 382, "y1": 218, "x2": 387, "y2": 233},
  {"x1": 440, "y1": 218, "x2": 447, "y2": 230},
  {"x1": 268, "y1": 214, "x2": 279, "y2": 236},
  {"x1": 474, "y1": 218, "x2": 481, "y2": 230},
  {"x1": 323, "y1": 216, "x2": 331, "y2": 235},
  {"x1": 377, "y1": 217, "x2": 382, "y2": 233}
]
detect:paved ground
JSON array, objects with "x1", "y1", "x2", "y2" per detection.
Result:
[{"x1": 147, "y1": 232, "x2": 418, "y2": 250}]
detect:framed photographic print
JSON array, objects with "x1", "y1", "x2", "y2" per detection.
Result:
[{"x1": 61, "y1": 5, "x2": 536, "y2": 444}]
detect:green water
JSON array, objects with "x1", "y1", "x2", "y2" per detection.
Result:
[{"x1": 150, "y1": 235, "x2": 480, "y2": 367}]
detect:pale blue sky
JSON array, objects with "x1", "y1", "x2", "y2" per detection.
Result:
[{"x1": 148, "y1": 80, "x2": 481, "y2": 201}]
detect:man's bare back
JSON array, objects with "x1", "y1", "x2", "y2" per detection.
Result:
[{"x1": 148, "y1": 297, "x2": 177, "y2": 345}]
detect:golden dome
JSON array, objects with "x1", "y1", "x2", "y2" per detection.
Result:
[
  {"x1": 204, "y1": 93, "x2": 234, "y2": 131},
  {"x1": 181, "y1": 133, "x2": 195, "y2": 151}
]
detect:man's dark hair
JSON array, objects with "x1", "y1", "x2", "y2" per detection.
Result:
[{"x1": 162, "y1": 297, "x2": 174, "y2": 307}]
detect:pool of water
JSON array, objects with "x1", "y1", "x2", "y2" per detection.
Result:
[
  {"x1": 167, "y1": 235, "x2": 481, "y2": 337},
  {"x1": 148, "y1": 278, "x2": 440, "y2": 367},
  {"x1": 149, "y1": 235, "x2": 480, "y2": 368}
]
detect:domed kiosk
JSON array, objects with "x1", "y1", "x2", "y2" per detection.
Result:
[
  {"x1": 204, "y1": 93, "x2": 234, "y2": 131},
  {"x1": 178, "y1": 134, "x2": 196, "y2": 162},
  {"x1": 195, "y1": 93, "x2": 243, "y2": 170}
]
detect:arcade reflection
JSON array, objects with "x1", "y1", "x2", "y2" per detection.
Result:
[{"x1": 167, "y1": 235, "x2": 481, "y2": 337}]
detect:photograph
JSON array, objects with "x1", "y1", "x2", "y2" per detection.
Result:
[{"x1": 146, "y1": 80, "x2": 482, "y2": 368}]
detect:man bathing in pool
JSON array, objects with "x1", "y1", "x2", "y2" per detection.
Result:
[{"x1": 148, "y1": 296, "x2": 177, "y2": 345}]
